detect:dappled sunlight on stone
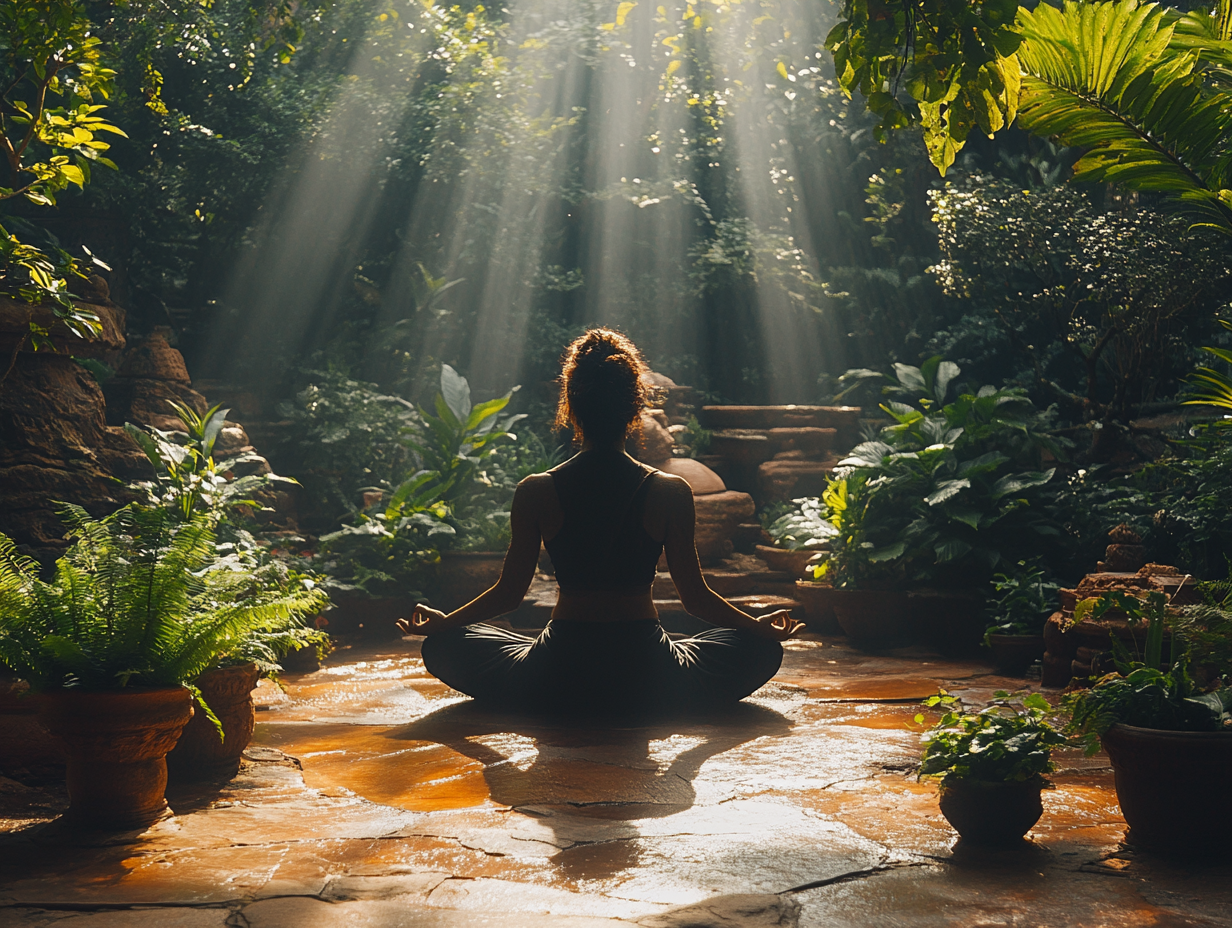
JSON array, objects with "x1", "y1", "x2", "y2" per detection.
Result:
[{"x1": 5, "y1": 637, "x2": 1229, "y2": 926}]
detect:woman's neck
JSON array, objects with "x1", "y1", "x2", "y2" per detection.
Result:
[{"x1": 580, "y1": 437, "x2": 627, "y2": 454}]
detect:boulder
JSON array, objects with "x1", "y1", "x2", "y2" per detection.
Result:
[
  {"x1": 657, "y1": 457, "x2": 725, "y2": 495},
  {"x1": 0, "y1": 353, "x2": 144, "y2": 562},
  {"x1": 757, "y1": 458, "x2": 835, "y2": 503},
  {"x1": 633, "y1": 411, "x2": 676, "y2": 465},
  {"x1": 693, "y1": 490, "x2": 756, "y2": 562},
  {"x1": 116, "y1": 331, "x2": 190, "y2": 383},
  {"x1": 104, "y1": 377, "x2": 208, "y2": 431}
]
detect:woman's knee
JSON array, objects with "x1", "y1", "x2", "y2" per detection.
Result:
[{"x1": 419, "y1": 627, "x2": 470, "y2": 682}]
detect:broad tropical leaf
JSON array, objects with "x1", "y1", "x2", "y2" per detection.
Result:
[{"x1": 1016, "y1": 0, "x2": 1232, "y2": 232}]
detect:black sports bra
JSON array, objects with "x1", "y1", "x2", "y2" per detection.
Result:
[{"x1": 542, "y1": 452, "x2": 663, "y2": 593}]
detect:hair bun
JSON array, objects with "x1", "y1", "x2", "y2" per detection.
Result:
[{"x1": 555, "y1": 329, "x2": 651, "y2": 445}]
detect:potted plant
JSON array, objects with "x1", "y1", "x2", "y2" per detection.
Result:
[
  {"x1": 0, "y1": 504, "x2": 326, "y2": 828},
  {"x1": 1065, "y1": 587, "x2": 1232, "y2": 853},
  {"x1": 409, "y1": 364, "x2": 524, "y2": 609},
  {"x1": 983, "y1": 559, "x2": 1059, "y2": 675},
  {"x1": 827, "y1": 358, "x2": 1067, "y2": 652},
  {"x1": 807, "y1": 473, "x2": 916, "y2": 649},
  {"x1": 918, "y1": 691, "x2": 1072, "y2": 844},
  {"x1": 761, "y1": 497, "x2": 835, "y2": 576},
  {"x1": 758, "y1": 498, "x2": 839, "y2": 632},
  {"x1": 167, "y1": 569, "x2": 331, "y2": 781}
]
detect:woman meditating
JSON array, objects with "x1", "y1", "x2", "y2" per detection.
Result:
[{"x1": 400, "y1": 329, "x2": 802, "y2": 714}]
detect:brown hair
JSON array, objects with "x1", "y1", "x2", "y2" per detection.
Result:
[{"x1": 554, "y1": 329, "x2": 651, "y2": 446}]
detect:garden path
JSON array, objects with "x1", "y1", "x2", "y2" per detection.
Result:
[{"x1": 2, "y1": 634, "x2": 1230, "y2": 928}]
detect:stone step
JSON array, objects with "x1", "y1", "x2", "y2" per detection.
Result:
[
  {"x1": 757, "y1": 458, "x2": 837, "y2": 503},
  {"x1": 701, "y1": 404, "x2": 861, "y2": 434}
]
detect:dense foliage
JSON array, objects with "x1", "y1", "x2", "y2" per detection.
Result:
[
  {"x1": 983, "y1": 559, "x2": 1059, "y2": 639},
  {"x1": 0, "y1": 504, "x2": 327, "y2": 692},
  {"x1": 812, "y1": 358, "x2": 1066, "y2": 589},
  {"x1": 1064, "y1": 587, "x2": 1232, "y2": 745},
  {"x1": 918, "y1": 691, "x2": 1072, "y2": 786}
]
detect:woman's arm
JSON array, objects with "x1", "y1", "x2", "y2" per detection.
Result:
[
  {"x1": 660, "y1": 477, "x2": 802, "y2": 640},
  {"x1": 399, "y1": 476, "x2": 546, "y2": 635}
]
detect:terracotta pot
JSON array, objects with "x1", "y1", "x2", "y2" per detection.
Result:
[
  {"x1": 38, "y1": 687, "x2": 194, "y2": 829},
  {"x1": 436, "y1": 551, "x2": 505, "y2": 611},
  {"x1": 755, "y1": 545, "x2": 818, "y2": 577},
  {"x1": 987, "y1": 634, "x2": 1045, "y2": 677},
  {"x1": 167, "y1": 663, "x2": 261, "y2": 781},
  {"x1": 910, "y1": 589, "x2": 985, "y2": 656},
  {"x1": 830, "y1": 590, "x2": 913, "y2": 650},
  {"x1": 1100, "y1": 724, "x2": 1232, "y2": 853},
  {"x1": 938, "y1": 778, "x2": 1043, "y2": 845},
  {"x1": 793, "y1": 581, "x2": 843, "y2": 635}
]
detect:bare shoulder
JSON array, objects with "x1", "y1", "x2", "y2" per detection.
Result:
[
  {"x1": 649, "y1": 471, "x2": 693, "y2": 505},
  {"x1": 516, "y1": 472, "x2": 555, "y2": 500}
]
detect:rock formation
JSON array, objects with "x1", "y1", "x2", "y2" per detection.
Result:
[
  {"x1": 0, "y1": 297, "x2": 147, "y2": 562},
  {"x1": 104, "y1": 329, "x2": 208, "y2": 431},
  {"x1": 698, "y1": 405, "x2": 862, "y2": 505}
]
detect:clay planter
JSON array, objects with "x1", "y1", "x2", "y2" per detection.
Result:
[
  {"x1": 167, "y1": 663, "x2": 261, "y2": 782},
  {"x1": 37, "y1": 687, "x2": 194, "y2": 829},
  {"x1": 830, "y1": 590, "x2": 914, "y2": 650},
  {"x1": 987, "y1": 634, "x2": 1045, "y2": 677},
  {"x1": 1100, "y1": 724, "x2": 1232, "y2": 853},
  {"x1": 938, "y1": 778, "x2": 1043, "y2": 844},
  {"x1": 755, "y1": 545, "x2": 818, "y2": 577},
  {"x1": 910, "y1": 589, "x2": 985, "y2": 656},
  {"x1": 793, "y1": 581, "x2": 843, "y2": 635},
  {"x1": 436, "y1": 551, "x2": 505, "y2": 611}
]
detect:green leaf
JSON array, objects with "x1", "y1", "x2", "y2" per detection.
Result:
[
  {"x1": 935, "y1": 539, "x2": 973, "y2": 563},
  {"x1": 868, "y1": 541, "x2": 906, "y2": 563},
  {"x1": 925, "y1": 478, "x2": 971, "y2": 506},
  {"x1": 991, "y1": 469, "x2": 1055, "y2": 499},
  {"x1": 440, "y1": 364, "x2": 472, "y2": 423}
]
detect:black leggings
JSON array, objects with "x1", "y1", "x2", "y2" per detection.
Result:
[{"x1": 420, "y1": 620, "x2": 783, "y2": 715}]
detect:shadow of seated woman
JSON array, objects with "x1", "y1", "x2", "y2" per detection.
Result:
[{"x1": 388, "y1": 700, "x2": 792, "y2": 880}]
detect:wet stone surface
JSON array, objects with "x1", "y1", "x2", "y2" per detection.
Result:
[{"x1": 2, "y1": 633, "x2": 1230, "y2": 927}]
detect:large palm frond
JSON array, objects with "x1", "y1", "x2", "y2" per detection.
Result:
[{"x1": 1016, "y1": 0, "x2": 1232, "y2": 232}]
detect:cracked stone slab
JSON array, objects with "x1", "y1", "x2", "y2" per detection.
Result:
[
  {"x1": 423, "y1": 876, "x2": 668, "y2": 920},
  {"x1": 323, "y1": 871, "x2": 451, "y2": 901},
  {"x1": 239, "y1": 896, "x2": 636, "y2": 927},
  {"x1": 0, "y1": 909, "x2": 231, "y2": 928},
  {"x1": 639, "y1": 894, "x2": 801, "y2": 928},
  {"x1": 793, "y1": 857, "x2": 1232, "y2": 928}
]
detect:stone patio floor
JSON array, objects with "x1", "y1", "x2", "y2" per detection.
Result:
[{"x1": 2, "y1": 631, "x2": 1230, "y2": 927}]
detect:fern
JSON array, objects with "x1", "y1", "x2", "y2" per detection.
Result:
[
  {"x1": 1016, "y1": 0, "x2": 1232, "y2": 232},
  {"x1": 0, "y1": 504, "x2": 329, "y2": 692}
]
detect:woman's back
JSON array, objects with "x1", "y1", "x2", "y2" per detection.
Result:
[{"x1": 543, "y1": 451, "x2": 662, "y2": 593}]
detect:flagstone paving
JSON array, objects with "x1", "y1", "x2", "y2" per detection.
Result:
[{"x1": 2, "y1": 633, "x2": 1230, "y2": 927}]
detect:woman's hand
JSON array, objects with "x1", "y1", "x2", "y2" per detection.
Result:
[
  {"x1": 751, "y1": 609, "x2": 805, "y2": 641},
  {"x1": 396, "y1": 603, "x2": 450, "y2": 637}
]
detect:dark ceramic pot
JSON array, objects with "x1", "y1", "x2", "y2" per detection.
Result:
[
  {"x1": 792, "y1": 581, "x2": 843, "y2": 635},
  {"x1": 938, "y1": 778, "x2": 1043, "y2": 844},
  {"x1": 167, "y1": 663, "x2": 261, "y2": 782},
  {"x1": 436, "y1": 552, "x2": 505, "y2": 611},
  {"x1": 1100, "y1": 724, "x2": 1232, "y2": 853},
  {"x1": 830, "y1": 590, "x2": 913, "y2": 650},
  {"x1": 987, "y1": 634, "x2": 1046, "y2": 677},
  {"x1": 910, "y1": 589, "x2": 985, "y2": 656},
  {"x1": 38, "y1": 687, "x2": 194, "y2": 829}
]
